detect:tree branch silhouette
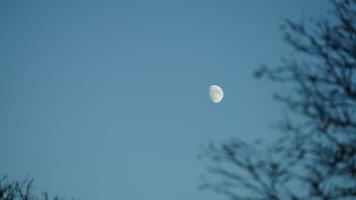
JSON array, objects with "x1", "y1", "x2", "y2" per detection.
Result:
[
  {"x1": 0, "y1": 176, "x2": 74, "y2": 200},
  {"x1": 200, "y1": 0, "x2": 356, "y2": 199}
]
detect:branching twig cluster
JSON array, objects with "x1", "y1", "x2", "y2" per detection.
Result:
[{"x1": 201, "y1": 0, "x2": 356, "y2": 199}]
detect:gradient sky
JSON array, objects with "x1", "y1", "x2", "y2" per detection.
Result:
[{"x1": 0, "y1": 1, "x2": 330, "y2": 200}]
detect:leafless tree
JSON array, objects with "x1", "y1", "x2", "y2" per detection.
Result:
[
  {"x1": 0, "y1": 176, "x2": 72, "y2": 200},
  {"x1": 200, "y1": 0, "x2": 356, "y2": 199}
]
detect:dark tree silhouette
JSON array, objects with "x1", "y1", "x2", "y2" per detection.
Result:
[
  {"x1": 0, "y1": 176, "x2": 71, "y2": 200},
  {"x1": 200, "y1": 0, "x2": 356, "y2": 199}
]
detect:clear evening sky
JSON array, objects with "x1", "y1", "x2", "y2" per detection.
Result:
[{"x1": 0, "y1": 1, "x2": 330, "y2": 199}]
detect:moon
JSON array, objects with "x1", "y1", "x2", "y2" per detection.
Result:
[{"x1": 209, "y1": 84, "x2": 224, "y2": 103}]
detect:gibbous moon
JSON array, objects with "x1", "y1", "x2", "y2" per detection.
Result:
[{"x1": 209, "y1": 85, "x2": 224, "y2": 103}]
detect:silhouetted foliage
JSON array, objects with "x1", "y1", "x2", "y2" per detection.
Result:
[
  {"x1": 200, "y1": 0, "x2": 356, "y2": 199},
  {"x1": 0, "y1": 176, "x2": 70, "y2": 200}
]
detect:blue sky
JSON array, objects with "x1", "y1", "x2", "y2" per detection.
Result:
[{"x1": 0, "y1": 1, "x2": 330, "y2": 199}]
